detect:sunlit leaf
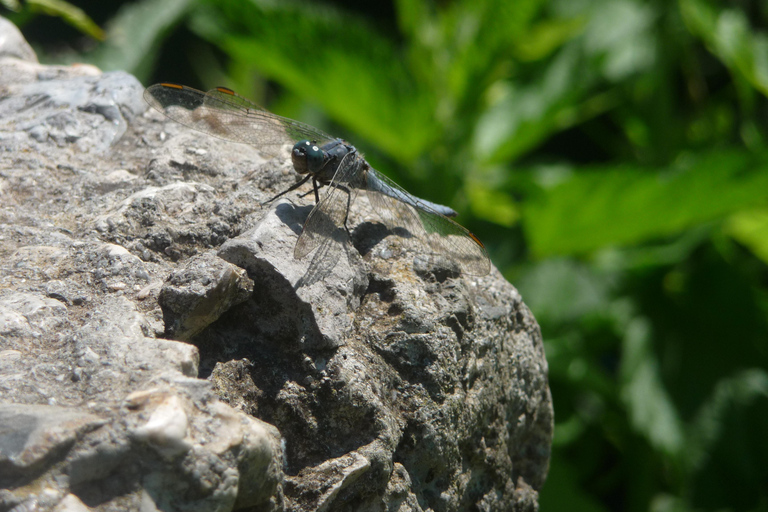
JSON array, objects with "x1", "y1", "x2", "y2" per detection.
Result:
[
  {"x1": 473, "y1": 46, "x2": 591, "y2": 163},
  {"x1": 466, "y1": 183, "x2": 519, "y2": 227},
  {"x1": 683, "y1": 369, "x2": 768, "y2": 508},
  {"x1": 27, "y1": 0, "x2": 104, "y2": 40},
  {"x1": 513, "y1": 17, "x2": 585, "y2": 62},
  {"x1": 582, "y1": 0, "x2": 657, "y2": 81},
  {"x1": 1, "y1": 0, "x2": 21, "y2": 11},
  {"x1": 523, "y1": 150, "x2": 768, "y2": 257},
  {"x1": 686, "y1": 369, "x2": 768, "y2": 473},
  {"x1": 516, "y1": 258, "x2": 611, "y2": 325},
  {"x1": 79, "y1": 0, "x2": 192, "y2": 77},
  {"x1": 648, "y1": 494, "x2": 689, "y2": 512},
  {"x1": 726, "y1": 208, "x2": 768, "y2": 265},
  {"x1": 191, "y1": 0, "x2": 438, "y2": 163},
  {"x1": 474, "y1": 0, "x2": 657, "y2": 163},
  {"x1": 680, "y1": 0, "x2": 768, "y2": 96},
  {"x1": 620, "y1": 316, "x2": 684, "y2": 455}
]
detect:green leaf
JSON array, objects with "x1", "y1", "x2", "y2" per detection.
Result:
[
  {"x1": 648, "y1": 494, "x2": 690, "y2": 512},
  {"x1": 515, "y1": 258, "x2": 611, "y2": 325},
  {"x1": 680, "y1": 0, "x2": 768, "y2": 96},
  {"x1": 620, "y1": 316, "x2": 684, "y2": 455},
  {"x1": 513, "y1": 17, "x2": 585, "y2": 62},
  {"x1": 413, "y1": 0, "x2": 545, "y2": 101},
  {"x1": 466, "y1": 183, "x2": 519, "y2": 227},
  {"x1": 685, "y1": 369, "x2": 768, "y2": 474},
  {"x1": 27, "y1": 0, "x2": 104, "y2": 40},
  {"x1": 1, "y1": 0, "x2": 21, "y2": 11},
  {"x1": 473, "y1": 46, "x2": 593, "y2": 163},
  {"x1": 580, "y1": 0, "x2": 657, "y2": 81},
  {"x1": 191, "y1": 0, "x2": 438, "y2": 163},
  {"x1": 473, "y1": 0, "x2": 657, "y2": 164},
  {"x1": 523, "y1": 150, "x2": 768, "y2": 258},
  {"x1": 77, "y1": 0, "x2": 193, "y2": 77},
  {"x1": 726, "y1": 208, "x2": 768, "y2": 265}
]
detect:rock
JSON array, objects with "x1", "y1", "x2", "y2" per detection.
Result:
[
  {"x1": 0, "y1": 16, "x2": 37, "y2": 62},
  {"x1": 158, "y1": 252, "x2": 254, "y2": 341},
  {"x1": 215, "y1": 200, "x2": 368, "y2": 353},
  {"x1": 0, "y1": 404, "x2": 105, "y2": 481},
  {"x1": 0, "y1": 291, "x2": 69, "y2": 338},
  {"x1": 0, "y1": 15, "x2": 552, "y2": 512}
]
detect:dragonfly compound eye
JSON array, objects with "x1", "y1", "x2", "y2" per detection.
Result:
[{"x1": 292, "y1": 140, "x2": 324, "y2": 175}]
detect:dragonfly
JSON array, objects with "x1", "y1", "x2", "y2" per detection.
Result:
[{"x1": 144, "y1": 83, "x2": 490, "y2": 277}]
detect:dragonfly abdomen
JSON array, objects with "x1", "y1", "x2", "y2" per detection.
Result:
[{"x1": 366, "y1": 172, "x2": 457, "y2": 217}]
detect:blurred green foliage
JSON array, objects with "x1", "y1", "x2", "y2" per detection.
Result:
[
  {"x1": 2, "y1": 0, "x2": 104, "y2": 40},
  {"x1": 9, "y1": 0, "x2": 768, "y2": 510}
]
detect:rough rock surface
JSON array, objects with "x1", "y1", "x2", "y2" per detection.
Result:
[{"x1": 0, "y1": 16, "x2": 553, "y2": 512}]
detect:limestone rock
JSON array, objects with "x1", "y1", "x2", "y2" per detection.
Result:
[{"x1": 0, "y1": 16, "x2": 552, "y2": 512}]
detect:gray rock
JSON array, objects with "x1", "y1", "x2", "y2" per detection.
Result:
[
  {"x1": 0, "y1": 16, "x2": 37, "y2": 62},
  {"x1": 0, "y1": 404, "x2": 105, "y2": 480},
  {"x1": 0, "y1": 15, "x2": 552, "y2": 512},
  {"x1": 158, "y1": 251, "x2": 254, "y2": 340}
]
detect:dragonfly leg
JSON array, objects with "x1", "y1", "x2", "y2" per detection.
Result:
[
  {"x1": 293, "y1": 178, "x2": 324, "y2": 203},
  {"x1": 312, "y1": 178, "x2": 322, "y2": 204},
  {"x1": 297, "y1": 189, "x2": 315, "y2": 199},
  {"x1": 334, "y1": 183, "x2": 353, "y2": 237},
  {"x1": 262, "y1": 174, "x2": 313, "y2": 205}
]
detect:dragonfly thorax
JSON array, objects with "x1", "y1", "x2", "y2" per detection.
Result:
[{"x1": 292, "y1": 140, "x2": 324, "y2": 175}]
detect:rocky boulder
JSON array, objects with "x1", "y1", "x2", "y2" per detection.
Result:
[{"x1": 0, "y1": 16, "x2": 552, "y2": 512}]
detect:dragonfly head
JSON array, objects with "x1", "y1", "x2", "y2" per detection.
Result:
[{"x1": 292, "y1": 140, "x2": 324, "y2": 175}]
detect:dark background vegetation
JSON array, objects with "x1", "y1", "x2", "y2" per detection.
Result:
[{"x1": 5, "y1": 0, "x2": 768, "y2": 510}]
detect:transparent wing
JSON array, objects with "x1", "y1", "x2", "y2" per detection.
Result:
[
  {"x1": 294, "y1": 152, "x2": 364, "y2": 260},
  {"x1": 295, "y1": 229, "x2": 346, "y2": 288},
  {"x1": 365, "y1": 169, "x2": 490, "y2": 276},
  {"x1": 144, "y1": 83, "x2": 336, "y2": 155}
]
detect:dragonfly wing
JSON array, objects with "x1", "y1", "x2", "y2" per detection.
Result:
[
  {"x1": 294, "y1": 151, "x2": 363, "y2": 260},
  {"x1": 295, "y1": 231, "x2": 346, "y2": 288},
  {"x1": 144, "y1": 84, "x2": 336, "y2": 156},
  {"x1": 365, "y1": 169, "x2": 490, "y2": 276}
]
